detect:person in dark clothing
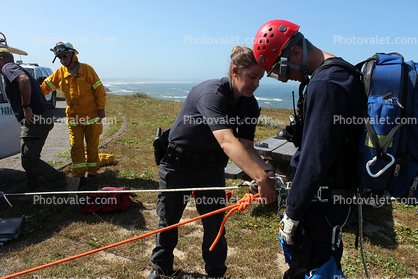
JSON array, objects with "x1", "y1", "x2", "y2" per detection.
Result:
[
  {"x1": 0, "y1": 48, "x2": 80, "y2": 191},
  {"x1": 147, "y1": 46, "x2": 277, "y2": 279},
  {"x1": 253, "y1": 20, "x2": 365, "y2": 278}
]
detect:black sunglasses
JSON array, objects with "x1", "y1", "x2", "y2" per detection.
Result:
[{"x1": 58, "y1": 54, "x2": 70, "y2": 59}]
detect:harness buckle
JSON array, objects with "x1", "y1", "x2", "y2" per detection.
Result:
[{"x1": 317, "y1": 186, "x2": 329, "y2": 202}]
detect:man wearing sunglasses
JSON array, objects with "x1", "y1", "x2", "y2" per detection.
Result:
[
  {"x1": 41, "y1": 42, "x2": 106, "y2": 185},
  {"x1": 253, "y1": 20, "x2": 366, "y2": 278}
]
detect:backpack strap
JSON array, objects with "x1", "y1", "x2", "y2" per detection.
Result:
[
  {"x1": 316, "y1": 57, "x2": 362, "y2": 77},
  {"x1": 355, "y1": 55, "x2": 387, "y2": 163},
  {"x1": 362, "y1": 53, "x2": 407, "y2": 168},
  {"x1": 411, "y1": 61, "x2": 418, "y2": 89},
  {"x1": 312, "y1": 58, "x2": 367, "y2": 182}
]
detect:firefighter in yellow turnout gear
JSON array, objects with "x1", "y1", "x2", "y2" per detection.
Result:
[{"x1": 41, "y1": 42, "x2": 106, "y2": 183}]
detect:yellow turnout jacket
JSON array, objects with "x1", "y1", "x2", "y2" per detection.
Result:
[{"x1": 41, "y1": 62, "x2": 106, "y2": 125}]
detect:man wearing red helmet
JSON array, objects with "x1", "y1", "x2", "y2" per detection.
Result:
[{"x1": 254, "y1": 20, "x2": 366, "y2": 278}]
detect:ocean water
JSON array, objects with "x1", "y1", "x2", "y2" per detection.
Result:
[{"x1": 102, "y1": 80, "x2": 300, "y2": 110}]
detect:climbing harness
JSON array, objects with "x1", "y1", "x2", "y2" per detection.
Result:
[{"x1": 325, "y1": 206, "x2": 351, "y2": 252}]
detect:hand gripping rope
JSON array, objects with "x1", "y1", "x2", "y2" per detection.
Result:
[{"x1": 0, "y1": 190, "x2": 262, "y2": 278}]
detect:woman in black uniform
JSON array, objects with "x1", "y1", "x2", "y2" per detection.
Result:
[{"x1": 148, "y1": 46, "x2": 277, "y2": 279}]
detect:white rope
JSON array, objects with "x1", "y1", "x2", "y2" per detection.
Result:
[
  {"x1": 3, "y1": 186, "x2": 242, "y2": 197},
  {"x1": 0, "y1": 191, "x2": 13, "y2": 207}
]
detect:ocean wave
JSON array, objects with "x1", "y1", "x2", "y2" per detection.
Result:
[
  {"x1": 255, "y1": 97, "x2": 283, "y2": 102},
  {"x1": 103, "y1": 81, "x2": 197, "y2": 85},
  {"x1": 102, "y1": 82, "x2": 294, "y2": 109},
  {"x1": 161, "y1": 95, "x2": 188, "y2": 99},
  {"x1": 111, "y1": 89, "x2": 135, "y2": 93}
]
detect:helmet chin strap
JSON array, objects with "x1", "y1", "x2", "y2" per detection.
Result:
[
  {"x1": 66, "y1": 52, "x2": 75, "y2": 68},
  {"x1": 287, "y1": 37, "x2": 309, "y2": 81},
  {"x1": 277, "y1": 36, "x2": 308, "y2": 97},
  {"x1": 53, "y1": 51, "x2": 75, "y2": 67},
  {"x1": 285, "y1": 37, "x2": 309, "y2": 96},
  {"x1": 267, "y1": 33, "x2": 309, "y2": 87}
]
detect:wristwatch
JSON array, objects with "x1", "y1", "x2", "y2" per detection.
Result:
[{"x1": 22, "y1": 103, "x2": 30, "y2": 108}]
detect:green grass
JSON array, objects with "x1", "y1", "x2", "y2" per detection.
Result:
[
  {"x1": 55, "y1": 150, "x2": 71, "y2": 158},
  {"x1": 47, "y1": 161, "x2": 63, "y2": 167},
  {"x1": 0, "y1": 92, "x2": 417, "y2": 278}
]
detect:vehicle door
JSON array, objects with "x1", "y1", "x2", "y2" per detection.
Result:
[
  {"x1": 34, "y1": 68, "x2": 44, "y2": 84},
  {"x1": 0, "y1": 77, "x2": 21, "y2": 159},
  {"x1": 40, "y1": 67, "x2": 56, "y2": 108}
]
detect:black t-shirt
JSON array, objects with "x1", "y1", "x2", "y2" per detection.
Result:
[
  {"x1": 169, "y1": 77, "x2": 260, "y2": 153},
  {"x1": 2, "y1": 63, "x2": 50, "y2": 122}
]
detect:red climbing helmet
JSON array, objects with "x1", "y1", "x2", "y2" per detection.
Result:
[
  {"x1": 254, "y1": 20, "x2": 308, "y2": 82},
  {"x1": 253, "y1": 20, "x2": 299, "y2": 72}
]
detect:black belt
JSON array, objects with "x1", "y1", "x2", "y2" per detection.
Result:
[
  {"x1": 312, "y1": 186, "x2": 355, "y2": 203},
  {"x1": 166, "y1": 144, "x2": 228, "y2": 167}
]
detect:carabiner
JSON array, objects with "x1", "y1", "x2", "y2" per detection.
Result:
[{"x1": 366, "y1": 153, "x2": 395, "y2": 178}]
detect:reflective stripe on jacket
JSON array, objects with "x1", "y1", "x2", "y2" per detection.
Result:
[{"x1": 41, "y1": 63, "x2": 106, "y2": 124}]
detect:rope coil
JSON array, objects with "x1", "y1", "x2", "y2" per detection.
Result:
[{"x1": 210, "y1": 193, "x2": 259, "y2": 251}]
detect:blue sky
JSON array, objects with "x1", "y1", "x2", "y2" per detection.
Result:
[{"x1": 2, "y1": 0, "x2": 417, "y2": 86}]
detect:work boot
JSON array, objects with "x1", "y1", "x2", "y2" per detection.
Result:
[
  {"x1": 86, "y1": 174, "x2": 96, "y2": 181},
  {"x1": 79, "y1": 177, "x2": 87, "y2": 187},
  {"x1": 26, "y1": 180, "x2": 40, "y2": 192},
  {"x1": 207, "y1": 275, "x2": 225, "y2": 279},
  {"x1": 65, "y1": 176, "x2": 80, "y2": 191},
  {"x1": 147, "y1": 267, "x2": 173, "y2": 279}
]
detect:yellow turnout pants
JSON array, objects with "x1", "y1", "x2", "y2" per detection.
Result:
[{"x1": 67, "y1": 122, "x2": 103, "y2": 177}]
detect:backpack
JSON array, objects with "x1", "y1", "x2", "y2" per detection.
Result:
[
  {"x1": 319, "y1": 53, "x2": 418, "y2": 200},
  {"x1": 80, "y1": 187, "x2": 132, "y2": 213},
  {"x1": 356, "y1": 53, "x2": 417, "y2": 200}
]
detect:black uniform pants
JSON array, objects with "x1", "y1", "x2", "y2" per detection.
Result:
[
  {"x1": 21, "y1": 109, "x2": 66, "y2": 188},
  {"x1": 150, "y1": 161, "x2": 227, "y2": 277}
]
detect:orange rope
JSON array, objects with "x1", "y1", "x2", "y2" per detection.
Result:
[
  {"x1": 210, "y1": 193, "x2": 259, "y2": 251},
  {"x1": 1, "y1": 193, "x2": 259, "y2": 279}
]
